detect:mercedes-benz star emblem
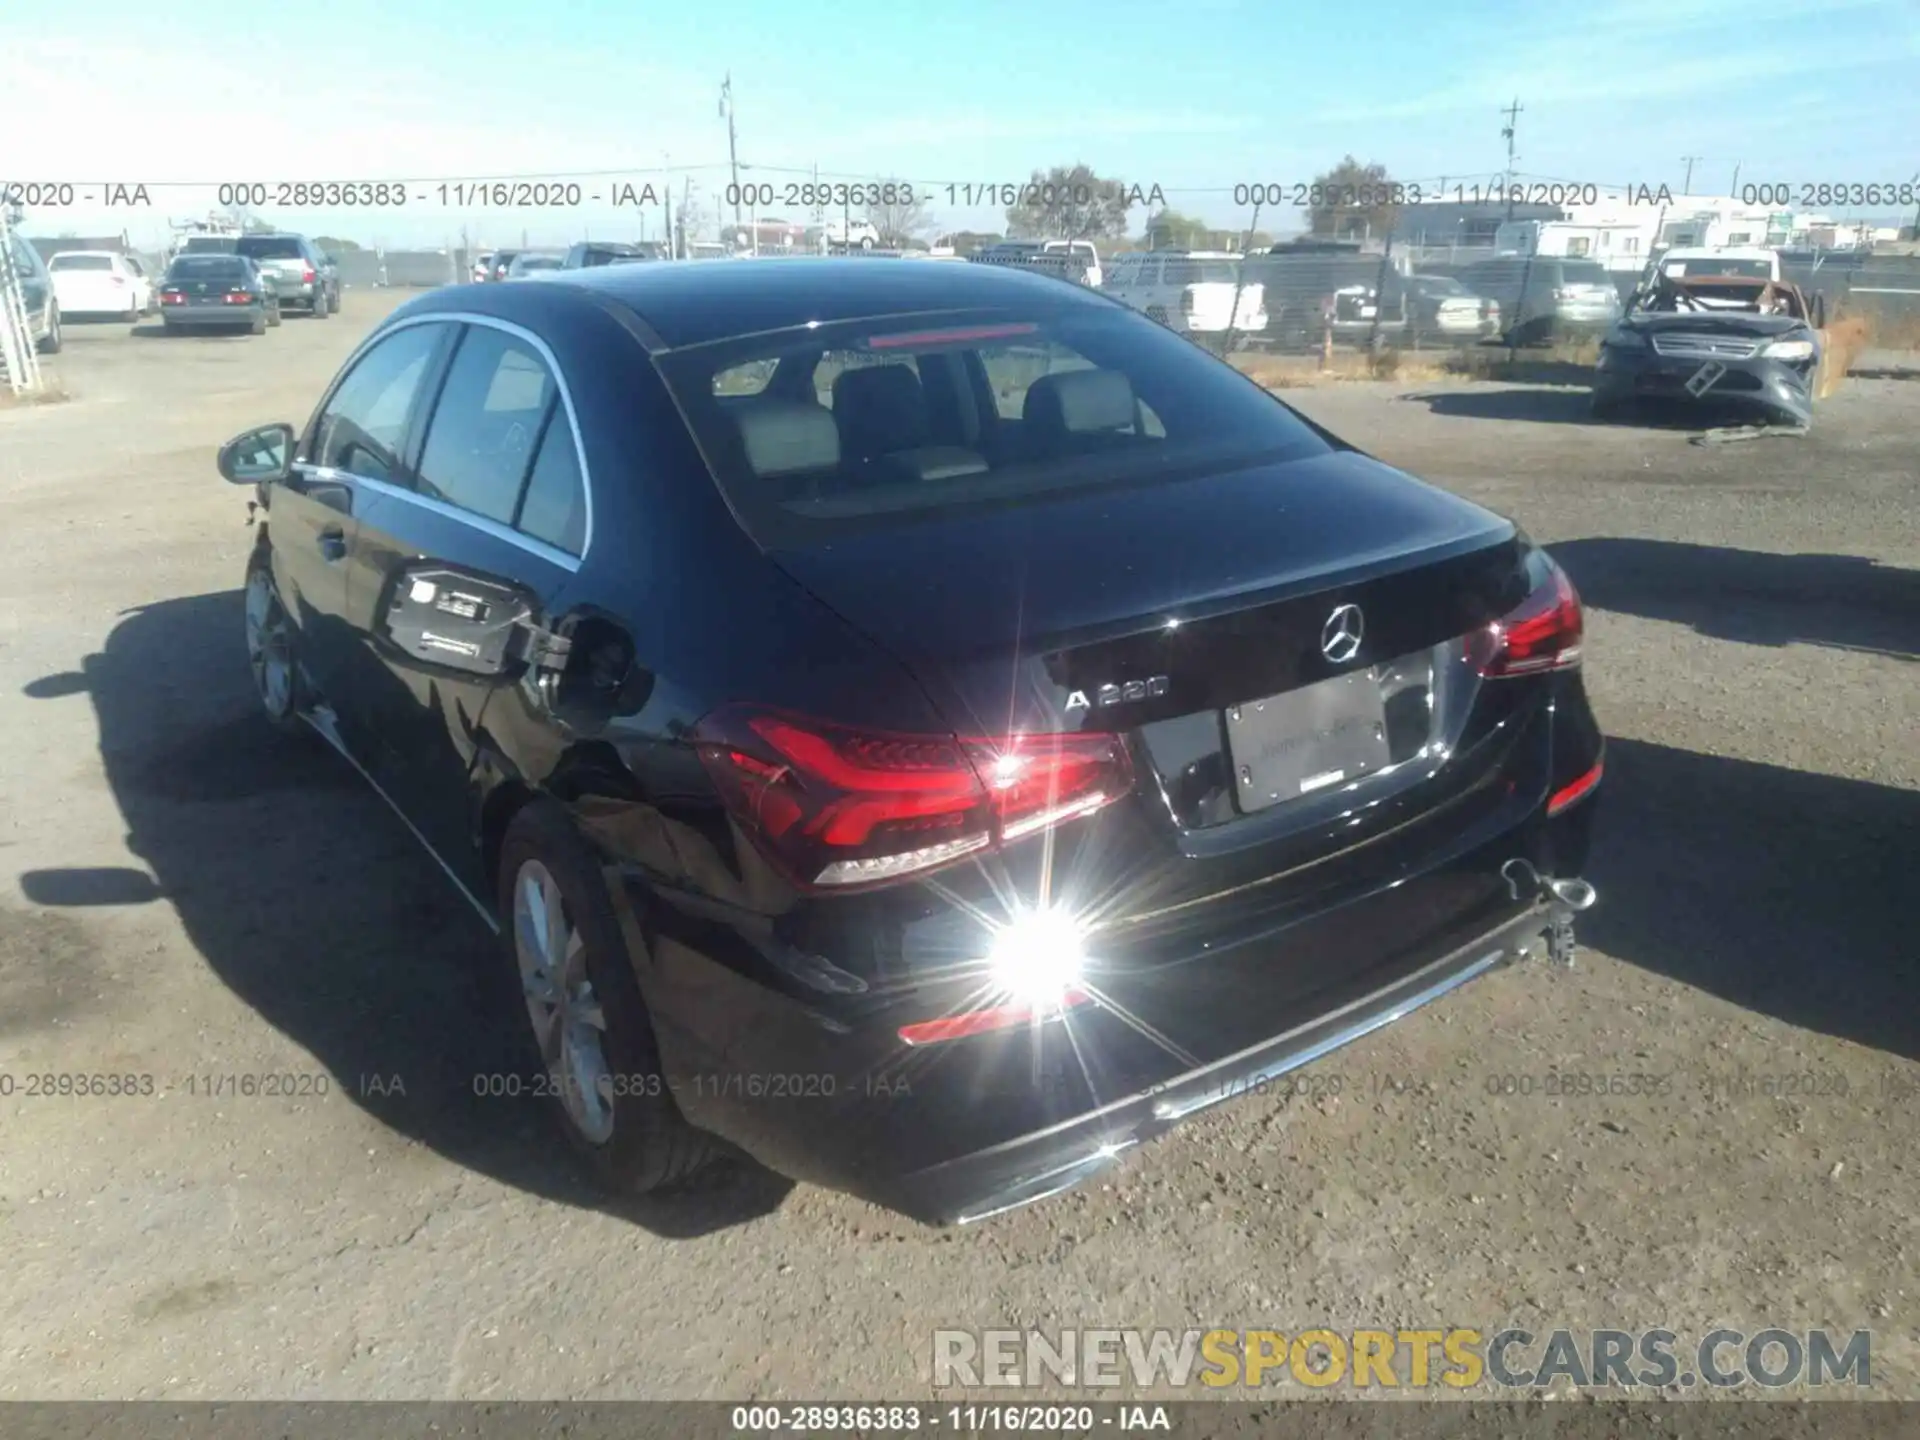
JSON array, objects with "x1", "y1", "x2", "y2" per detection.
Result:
[{"x1": 1321, "y1": 603, "x2": 1365, "y2": 663}]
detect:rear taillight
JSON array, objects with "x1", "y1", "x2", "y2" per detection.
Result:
[
  {"x1": 692, "y1": 706, "x2": 1132, "y2": 890},
  {"x1": 225, "y1": 291, "x2": 253, "y2": 303},
  {"x1": 161, "y1": 291, "x2": 184, "y2": 304},
  {"x1": 302, "y1": 267, "x2": 315, "y2": 283},
  {"x1": 1469, "y1": 560, "x2": 1584, "y2": 677}
]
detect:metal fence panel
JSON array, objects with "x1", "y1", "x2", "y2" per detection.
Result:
[{"x1": 334, "y1": 249, "x2": 458, "y2": 290}]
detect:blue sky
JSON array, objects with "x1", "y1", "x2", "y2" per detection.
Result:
[{"x1": 5, "y1": 0, "x2": 1917, "y2": 248}]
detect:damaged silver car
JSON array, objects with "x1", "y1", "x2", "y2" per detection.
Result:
[{"x1": 1590, "y1": 273, "x2": 1828, "y2": 428}]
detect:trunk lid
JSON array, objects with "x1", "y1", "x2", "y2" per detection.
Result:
[{"x1": 770, "y1": 448, "x2": 1529, "y2": 838}]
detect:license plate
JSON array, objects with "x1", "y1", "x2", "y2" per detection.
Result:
[
  {"x1": 1685, "y1": 360, "x2": 1728, "y2": 396},
  {"x1": 1225, "y1": 671, "x2": 1392, "y2": 812}
]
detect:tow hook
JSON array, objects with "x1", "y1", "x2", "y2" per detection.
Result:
[{"x1": 1501, "y1": 859, "x2": 1598, "y2": 968}]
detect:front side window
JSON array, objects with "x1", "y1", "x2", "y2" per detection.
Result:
[
  {"x1": 414, "y1": 326, "x2": 557, "y2": 523},
  {"x1": 311, "y1": 324, "x2": 446, "y2": 480}
]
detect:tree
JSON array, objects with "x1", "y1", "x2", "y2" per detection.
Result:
[
  {"x1": 312, "y1": 236, "x2": 361, "y2": 253},
  {"x1": 1307, "y1": 156, "x2": 1401, "y2": 240},
  {"x1": 863, "y1": 178, "x2": 935, "y2": 248},
  {"x1": 1004, "y1": 164, "x2": 1134, "y2": 241},
  {"x1": 1144, "y1": 207, "x2": 1209, "y2": 249}
]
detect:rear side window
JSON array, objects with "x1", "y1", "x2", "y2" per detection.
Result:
[
  {"x1": 50, "y1": 254, "x2": 115, "y2": 271},
  {"x1": 516, "y1": 418, "x2": 588, "y2": 555},
  {"x1": 311, "y1": 324, "x2": 445, "y2": 480},
  {"x1": 414, "y1": 327, "x2": 556, "y2": 524}
]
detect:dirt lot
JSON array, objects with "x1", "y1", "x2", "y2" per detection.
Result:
[{"x1": 0, "y1": 293, "x2": 1915, "y2": 1401}]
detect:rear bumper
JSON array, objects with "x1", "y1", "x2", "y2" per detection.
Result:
[
  {"x1": 626, "y1": 738, "x2": 1602, "y2": 1222},
  {"x1": 895, "y1": 895, "x2": 1575, "y2": 1223},
  {"x1": 163, "y1": 305, "x2": 263, "y2": 326}
]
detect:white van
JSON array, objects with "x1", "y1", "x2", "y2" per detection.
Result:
[{"x1": 1102, "y1": 251, "x2": 1265, "y2": 335}]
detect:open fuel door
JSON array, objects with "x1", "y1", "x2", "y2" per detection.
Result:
[{"x1": 378, "y1": 563, "x2": 570, "y2": 683}]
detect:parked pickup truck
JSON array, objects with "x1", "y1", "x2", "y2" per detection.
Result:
[{"x1": 233, "y1": 233, "x2": 340, "y2": 317}]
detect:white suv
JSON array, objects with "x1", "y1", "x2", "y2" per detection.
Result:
[
  {"x1": 825, "y1": 218, "x2": 881, "y2": 250},
  {"x1": 1102, "y1": 251, "x2": 1265, "y2": 335},
  {"x1": 46, "y1": 250, "x2": 153, "y2": 320}
]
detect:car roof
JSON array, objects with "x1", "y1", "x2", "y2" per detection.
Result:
[{"x1": 399, "y1": 255, "x2": 1107, "y2": 349}]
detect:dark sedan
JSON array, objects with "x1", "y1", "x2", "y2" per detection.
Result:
[
  {"x1": 159, "y1": 254, "x2": 282, "y2": 334},
  {"x1": 214, "y1": 259, "x2": 1603, "y2": 1224}
]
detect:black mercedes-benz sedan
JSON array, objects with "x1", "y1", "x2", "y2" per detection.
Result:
[{"x1": 215, "y1": 258, "x2": 1603, "y2": 1223}]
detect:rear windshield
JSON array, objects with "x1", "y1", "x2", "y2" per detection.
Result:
[
  {"x1": 183, "y1": 237, "x2": 237, "y2": 252},
  {"x1": 580, "y1": 247, "x2": 641, "y2": 266},
  {"x1": 167, "y1": 257, "x2": 251, "y2": 280},
  {"x1": 657, "y1": 304, "x2": 1333, "y2": 548},
  {"x1": 1163, "y1": 259, "x2": 1240, "y2": 286},
  {"x1": 1557, "y1": 261, "x2": 1611, "y2": 284},
  {"x1": 49, "y1": 254, "x2": 114, "y2": 271},
  {"x1": 1663, "y1": 256, "x2": 1772, "y2": 280},
  {"x1": 236, "y1": 237, "x2": 305, "y2": 261}
]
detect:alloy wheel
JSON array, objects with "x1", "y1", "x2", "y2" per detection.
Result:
[
  {"x1": 243, "y1": 568, "x2": 296, "y2": 718},
  {"x1": 513, "y1": 859, "x2": 615, "y2": 1145}
]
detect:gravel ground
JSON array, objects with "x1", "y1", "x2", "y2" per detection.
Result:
[{"x1": 0, "y1": 295, "x2": 1914, "y2": 1403}]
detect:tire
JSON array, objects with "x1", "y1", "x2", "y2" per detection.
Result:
[
  {"x1": 37, "y1": 304, "x2": 61, "y2": 354},
  {"x1": 312, "y1": 287, "x2": 330, "y2": 319},
  {"x1": 243, "y1": 558, "x2": 306, "y2": 731},
  {"x1": 249, "y1": 314, "x2": 267, "y2": 336},
  {"x1": 859, "y1": 237, "x2": 875, "y2": 251},
  {"x1": 267, "y1": 304, "x2": 282, "y2": 328},
  {"x1": 496, "y1": 801, "x2": 713, "y2": 1195},
  {"x1": 124, "y1": 301, "x2": 141, "y2": 323}
]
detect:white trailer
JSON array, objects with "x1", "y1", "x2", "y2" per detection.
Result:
[{"x1": 1493, "y1": 219, "x2": 1655, "y2": 279}]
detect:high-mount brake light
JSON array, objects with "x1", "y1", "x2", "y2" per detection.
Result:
[
  {"x1": 1470, "y1": 560, "x2": 1584, "y2": 678},
  {"x1": 867, "y1": 323, "x2": 1039, "y2": 350},
  {"x1": 693, "y1": 706, "x2": 1132, "y2": 890}
]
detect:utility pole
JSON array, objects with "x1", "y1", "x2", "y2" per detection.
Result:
[
  {"x1": 719, "y1": 74, "x2": 742, "y2": 234},
  {"x1": 1680, "y1": 155, "x2": 1702, "y2": 193},
  {"x1": 1500, "y1": 99, "x2": 1523, "y2": 221},
  {"x1": 1730, "y1": 162, "x2": 1741, "y2": 197},
  {"x1": 662, "y1": 153, "x2": 675, "y2": 258}
]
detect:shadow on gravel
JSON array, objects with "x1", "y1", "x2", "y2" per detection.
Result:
[
  {"x1": 1551, "y1": 537, "x2": 1919, "y2": 661},
  {"x1": 1410, "y1": 386, "x2": 1764, "y2": 430},
  {"x1": 23, "y1": 589, "x2": 795, "y2": 1237},
  {"x1": 1587, "y1": 737, "x2": 1918, "y2": 1064}
]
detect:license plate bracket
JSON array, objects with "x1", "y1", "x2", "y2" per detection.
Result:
[
  {"x1": 1685, "y1": 360, "x2": 1729, "y2": 396},
  {"x1": 1226, "y1": 670, "x2": 1393, "y2": 813}
]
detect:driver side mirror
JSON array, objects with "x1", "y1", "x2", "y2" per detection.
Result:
[{"x1": 217, "y1": 423, "x2": 295, "y2": 485}]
